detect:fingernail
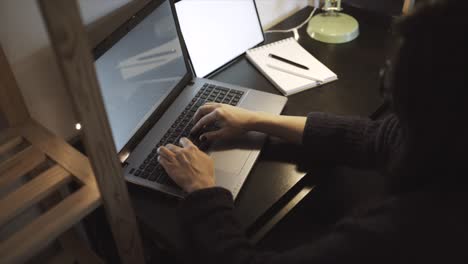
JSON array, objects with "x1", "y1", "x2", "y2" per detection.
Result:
[
  {"x1": 157, "y1": 155, "x2": 161, "y2": 161},
  {"x1": 179, "y1": 137, "x2": 187, "y2": 143},
  {"x1": 157, "y1": 147, "x2": 161, "y2": 154},
  {"x1": 200, "y1": 135, "x2": 206, "y2": 142}
]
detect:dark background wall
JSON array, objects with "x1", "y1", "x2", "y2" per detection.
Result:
[
  {"x1": 0, "y1": 114, "x2": 6, "y2": 131},
  {"x1": 344, "y1": 0, "x2": 405, "y2": 16}
]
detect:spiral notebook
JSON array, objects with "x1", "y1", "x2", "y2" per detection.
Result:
[{"x1": 246, "y1": 37, "x2": 337, "y2": 96}]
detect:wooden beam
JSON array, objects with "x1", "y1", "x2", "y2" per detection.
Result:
[
  {"x1": 20, "y1": 120, "x2": 95, "y2": 185},
  {"x1": 0, "y1": 185, "x2": 100, "y2": 264},
  {"x1": 0, "y1": 46, "x2": 30, "y2": 127},
  {"x1": 0, "y1": 135, "x2": 22, "y2": 156},
  {"x1": 42, "y1": 190, "x2": 105, "y2": 264},
  {"x1": 402, "y1": 0, "x2": 415, "y2": 14},
  {"x1": 0, "y1": 146, "x2": 46, "y2": 189},
  {"x1": 0, "y1": 127, "x2": 19, "y2": 146},
  {"x1": 0, "y1": 165, "x2": 72, "y2": 227},
  {"x1": 38, "y1": 1, "x2": 145, "y2": 263}
]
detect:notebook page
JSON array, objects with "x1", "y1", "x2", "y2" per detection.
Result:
[{"x1": 247, "y1": 38, "x2": 337, "y2": 95}]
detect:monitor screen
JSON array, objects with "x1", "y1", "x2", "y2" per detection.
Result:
[
  {"x1": 95, "y1": 0, "x2": 187, "y2": 151},
  {"x1": 175, "y1": 0, "x2": 264, "y2": 77}
]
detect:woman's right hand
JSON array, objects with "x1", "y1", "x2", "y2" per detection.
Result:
[{"x1": 190, "y1": 103, "x2": 258, "y2": 143}]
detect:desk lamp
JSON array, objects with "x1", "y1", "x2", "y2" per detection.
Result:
[{"x1": 307, "y1": 0, "x2": 359, "y2": 43}]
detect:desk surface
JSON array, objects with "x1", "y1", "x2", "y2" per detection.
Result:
[{"x1": 130, "y1": 5, "x2": 393, "y2": 249}]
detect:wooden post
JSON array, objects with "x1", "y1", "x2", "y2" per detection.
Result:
[
  {"x1": 402, "y1": 0, "x2": 415, "y2": 14},
  {"x1": 37, "y1": 0, "x2": 145, "y2": 263}
]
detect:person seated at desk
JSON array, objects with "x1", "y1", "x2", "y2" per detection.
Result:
[{"x1": 157, "y1": 0, "x2": 468, "y2": 263}]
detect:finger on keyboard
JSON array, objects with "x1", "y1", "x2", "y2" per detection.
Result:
[{"x1": 191, "y1": 111, "x2": 217, "y2": 134}]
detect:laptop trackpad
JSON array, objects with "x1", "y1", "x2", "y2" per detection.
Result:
[{"x1": 208, "y1": 132, "x2": 265, "y2": 187}]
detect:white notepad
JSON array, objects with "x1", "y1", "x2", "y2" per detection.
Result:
[{"x1": 246, "y1": 37, "x2": 338, "y2": 96}]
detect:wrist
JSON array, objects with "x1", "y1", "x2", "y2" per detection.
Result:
[
  {"x1": 186, "y1": 179, "x2": 215, "y2": 193},
  {"x1": 245, "y1": 112, "x2": 271, "y2": 131}
]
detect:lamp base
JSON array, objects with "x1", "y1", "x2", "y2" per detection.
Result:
[{"x1": 307, "y1": 12, "x2": 359, "y2": 44}]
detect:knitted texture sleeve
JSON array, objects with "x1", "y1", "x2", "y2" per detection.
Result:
[{"x1": 300, "y1": 113, "x2": 401, "y2": 170}]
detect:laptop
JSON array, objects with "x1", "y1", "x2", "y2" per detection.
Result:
[{"x1": 93, "y1": 0, "x2": 287, "y2": 199}]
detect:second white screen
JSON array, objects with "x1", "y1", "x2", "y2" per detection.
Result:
[{"x1": 175, "y1": 0, "x2": 264, "y2": 77}]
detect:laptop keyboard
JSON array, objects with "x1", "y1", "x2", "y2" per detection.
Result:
[{"x1": 129, "y1": 83, "x2": 244, "y2": 189}]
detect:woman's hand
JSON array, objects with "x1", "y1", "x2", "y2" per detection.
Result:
[
  {"x1": 158, "y1": 137, "x2": 215, "y2": 193},
  {"x1": 191, "y1": 103, "x2": 258, "y2": 142}
]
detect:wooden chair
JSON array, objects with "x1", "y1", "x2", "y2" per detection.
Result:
[
  {"x1": 0, "y1": 0, "x2": 145, "y2": 263},
  {"x1": 0, "y1": 47, "x2": 100, "y2": 264}
]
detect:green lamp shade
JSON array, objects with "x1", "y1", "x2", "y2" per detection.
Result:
[{"x1": 307, "y1": 13, "x2": 359, "y2": 44}]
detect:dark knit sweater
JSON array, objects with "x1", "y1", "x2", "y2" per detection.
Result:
[{"x1": 178, "y1": 113, "x2": 468, "y2": 264}]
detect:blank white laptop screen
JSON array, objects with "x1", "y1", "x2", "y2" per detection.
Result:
[{"x1": 175, "y1": 0, "x2": 264, "y2": 77}]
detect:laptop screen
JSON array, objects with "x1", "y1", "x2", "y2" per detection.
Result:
[
  {"x1": 175, "y1": 0, "x2": 264, "y2": 77},
  {"x1": 95, "y1": 0, "x2": 188, "y2": 151}
]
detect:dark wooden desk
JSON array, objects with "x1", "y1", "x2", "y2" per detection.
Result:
[{"x1": 129, "y1": 5, "x2": 394, "y2": 250}]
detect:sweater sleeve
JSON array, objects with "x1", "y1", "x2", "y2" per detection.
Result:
[
  {"x1": 179, "y1": 187, "x2": 398, "y2": 264},
  {"x1": 300, "y1": 112, "x2": 402, "y2": 170}
]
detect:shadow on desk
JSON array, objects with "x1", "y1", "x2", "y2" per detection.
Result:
[{"x1": 256, "y1": 165, "x2": 391, "y2": 251}]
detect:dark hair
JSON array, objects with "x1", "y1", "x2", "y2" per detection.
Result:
[{"x1": 388, "y1": 0, "x2": 468, "y2": 190}]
